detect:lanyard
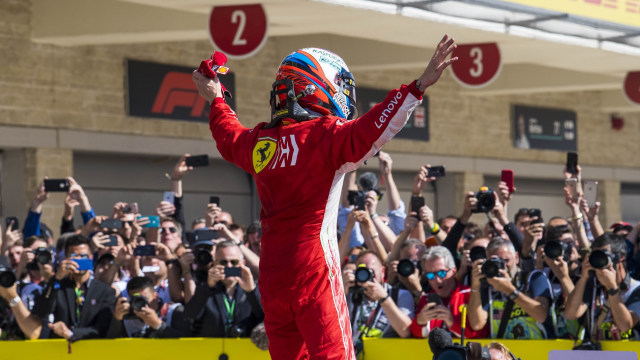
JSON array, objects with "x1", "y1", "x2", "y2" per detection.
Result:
[{"x1": 223, "y1": 296, "x2": 236, "y2": 326}]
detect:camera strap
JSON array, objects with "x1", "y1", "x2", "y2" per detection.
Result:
[{"x1": 497, "y1": 298, "x2": 514, "y2": 339}]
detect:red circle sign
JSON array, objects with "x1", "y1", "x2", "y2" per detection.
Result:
[
  {"x1": 623, "y1": 71, "x2": 640, "y2": 106},
  {"x1": 209, "y1": 4, "x2": 268, "y2": 59},
  {"x1": 450, "y1": 43, "x2": 501, "y2": 88}
]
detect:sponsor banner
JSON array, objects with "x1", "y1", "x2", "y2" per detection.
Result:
[
  {"x1": 512, "y1": 104, "x2": 577, "y2": 151},
  {"x1": 126, "y1": 59, "x2": 236, "y2": 122},
  {"x1": 503, "y1": 0, "x2": 640, "y2": 28},
  {"x1": 358, "y1": 87, "x2": 429, "y2": 142}
]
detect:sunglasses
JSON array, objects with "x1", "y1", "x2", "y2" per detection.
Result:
[
  {"x1": 425, "y1": 269, "x2": 449, "y2": 280},
  {"x1": 160, "y1": 227, "x2": 177, "y2": 234},
  {"x1": 218, "y1": 259, "x2": 240, "y2": 266}
]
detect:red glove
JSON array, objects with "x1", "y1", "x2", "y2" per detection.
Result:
[{"x1": 198, "y1": 51, "x2": 232, "y2": 98}]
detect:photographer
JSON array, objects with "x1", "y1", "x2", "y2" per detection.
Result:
[
  {"x1": 0, "y1": 258, "x2": 43, "y2": 339},
  {"x1": 468, "y1": 237, "x2": 553, "y2": 339},
  {"x1": 411, "y1": 246, "x2": 488, "y2": 339},
  {"x1": 32, "y1": 234, "x2": 115, "y2": 340},
  {"x1": 107, "y1": 276, "x2": 185, "y2": 338},
  {"x1": 564, "y1": 232, "x2": 640, "y2": 340},
  {"x1": 346, "y1": 250, "x2": 414, "y2": 356},
  {"x1": 183, "y1": 240, "x2": 263, "y2": 337},
  {"x1": 339, "y1": 153, "x2": 406, "y2": 251}
]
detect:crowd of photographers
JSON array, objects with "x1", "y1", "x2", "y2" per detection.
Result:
[{"x1": 0, "y1": 152, "x2": 639, "y2": 356}]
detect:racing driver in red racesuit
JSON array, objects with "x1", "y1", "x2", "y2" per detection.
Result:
[{"x1": 192, "y1": 35, "x2": 457, "y2": 360}]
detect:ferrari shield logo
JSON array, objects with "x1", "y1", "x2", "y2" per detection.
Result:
[{"x1": 253, "y1": 137, "x2": 276, "y2": 173}]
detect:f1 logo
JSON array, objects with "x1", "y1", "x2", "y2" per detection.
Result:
[{"x1": 151, "y1": 72, "x2": 207, "y2": 117}]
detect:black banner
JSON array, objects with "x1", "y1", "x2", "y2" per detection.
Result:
[
  {"x1": 512, "y1": 104, "x2": 576, "y2": 151},
  {"x1": 126, "y1": 59, "x2": 236, "y2": 122},
  {"x1": 357, "y1": 87, "x2": 429, "y2": 142}
]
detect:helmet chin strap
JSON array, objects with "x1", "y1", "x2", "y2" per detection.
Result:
[{"x1": 267, "y1": 80, "x2": 318, "y2": 129}]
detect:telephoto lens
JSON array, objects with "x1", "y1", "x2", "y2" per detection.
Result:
[
  {"x1": 130, "y1": 295, "x2": 149, "y2": 312},
  {"x1": 0, "y1": 266, "x2": 17, "y2": 288},
  {"x1": 543, "y1": 240, "x2": 572, "y2": 262},
  {"x1": 397, "y1": 259, "x2": 416, "y2": 277},
  {"x1": 589, "y1": 250, "x2": 614, "y2": 269},
  {"x1": 469, "y1": 246, "x2": 487, "y2": 262},
  {"x1": 354, "y1": 266, "x2": 374, "y2": 283},
  {"x1": 481, "y1": 258, "x2": 505, "y2": 278},
  {"x1": 194, "y1": 248, "x2": 213, "y2": 266}
]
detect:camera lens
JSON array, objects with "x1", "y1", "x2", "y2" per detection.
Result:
[
  {"x1": 0, "y1": 268, "x2": 17, "y2": 288},
  {"x1": 544, "y1": 241, "x2": 564, "y2": 259},
  {"x1": 473, "y1": 189, "x2": 495, "y2": 213},
  {"x1": 397, "y1": 259, "x2": 416, "y2": 277},
  {"x1": 354, "y1": 267, "x2": 373, "y2": 283},
  {"x1": 469, "y1": 246, "x2": 487, "y2": 262},
  {"x1": 195, "y1": 249, "x2": 213, "y2": 266},
  {"x1": 130, "y1": 295, "x2": 148, "y2": 312},
  {"x1": 481, "y1": 258, "x2": 504, "y2": 278},
  {"x1": 589, "y1": 250, "x2": 611, "y2": 269},
  {"x1": 35, "y1": 248, "x2": 52, "y2": 264}
]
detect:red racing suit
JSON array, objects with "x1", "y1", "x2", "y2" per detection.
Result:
[{"x1": 208, "y1": 81, "x2": 423, "y2": 360}]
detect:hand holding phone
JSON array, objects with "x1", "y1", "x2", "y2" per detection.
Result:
[
  {"x1": 565, "y1": 178, "x2": 579, "y2": 203},
  {"x1": 427, "y1": 166, "x2": 446, "y2": 178},
  {"x1": 163, "y1": 191, "x2": 175, "y2": 204},
  {"x1": 410, "y1": 195, "x2": 425, "y2": 216},
  {"x1": 134, "y1": 245, "x2": 156, "y2": 257},
  {"x1": 138, "y1": 216, "x2": 160, "y2": 228},
  {"x1": 501, "y1": 169, "x2": 514, "y2": 194},
  {"x1": 185, "y1": 155, "x2": 210, "y2": 167},
  {"x1": 44, "y1": 179, "x2": 70, "y2": 192},
  {"x1": 209, "y1": 196, "x2": 221, "y2": 206},
  {"x1": 72, "y1": 258, "x2": 93, "y2": 271},
  {"x1": 583, "y1": 180, "x2": 598, "y2": 207},
  {"x1": 5, "y1": 217, "x2": 19, "y2": 232},
  {"x1": 566, "y1": 152, "x2": 578, "y2": 175},
  {"x1": 427, "y1": 293, "x2": 442, "y2": 305}
]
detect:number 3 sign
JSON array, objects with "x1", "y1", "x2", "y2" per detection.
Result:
[
  {"x1": 209, "y1": 4, "x2": 268, "y2": 59},
  {"x1": 450, "y1": 43, "x2": 502, "y2": 88}
]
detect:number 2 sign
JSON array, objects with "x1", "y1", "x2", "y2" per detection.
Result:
[
  {"x1": 209, "y1": 4, "x2": 268, "y2": 59},
  {"x1": 450, "y1": 43, "x2": 501, "y2": 88}
]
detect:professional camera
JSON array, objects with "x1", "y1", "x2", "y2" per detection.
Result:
[
  {"x1": 481, "y1": 258, "x2": 504, "y2": 278},
  {"x1": 194, "y1": 248, "x2": 214, "y2": 266},
  {"x1": 0, "y1": 265, "x2": 17, "y2": 288},
  {"x1": 397, "y1": 259, "x2": 417, "y2": 277},
  {"x1": 589, "y1": 250, "x2": 616, "y2": 269},
  {"x1": 124, "y1": 294, "x2": 150, "y2": 319},
  {"x1": 34, "y1": 247, "x2": 52, "y2": 264},
  {"x1": 349, "y1": 266, "x2": 375, "y2": 298},
  {"x1": 471, "y1": 187, "x2": 495, "y2": 213},
  {"x1": 544, "y1": 240, "x2": 572, "y2": 262},
  {"x1": 347, "y1": 190, "x2": 366, "y2": 210},
  {"x1": 428, "y1": 327, "x2": 490, "y2": 360},
  {"x1": 130, "y1": 295, "x2": 149, "y2": 312}
]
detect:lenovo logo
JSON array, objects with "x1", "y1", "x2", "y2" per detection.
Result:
[{"x1": 151, "y1": 72, "x2": 207, "y2": 117}]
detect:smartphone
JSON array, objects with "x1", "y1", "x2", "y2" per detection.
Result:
[
  {"x1": 411, "y1": 195, "x2": 425, "y2": 214},
  {"x1": 106, "y1": 235, "x2": 119, "y2": 247},
  {"x1": 130, "y1": 202, "x2": 139, "y2": 214},
  {"x1": 101, "y1": 219, "x2": 123, "y2": 229},
  {"x1": 427, "y1": 166, "x2": 446, "y2": 178},
  {"x1": 528, "y1": 208, "x2": 543, "y2": 224},
  {"x1": 501, "y1": 169, "x2": 514, "y2": 194},
  {"x1": 348, "y1": 190, "x2": 366, "y2": 210},
  {"x1": 188, "y1": 230, "x2": 219, "y2": 243},
  {"x1": 72, "y1": 258, "x2": 93, "y2": 271},
  {"x1": 428, "y1": 293, "x2": 442, "y2": 305},
  {"x1": 565, "y1": 178, "x2": 579, "y2": 203},
  {"x1": 566, "y1": 152, "x2": 578, "y2": 175},
  {"x1": 185, "y1": 154, "x2": 210, "y2": 167},
  {"x1": 5, "y1": 217, "x2": 19, "y2": 232},
  {"x1": 44, "y1": 179, "x2": 70, "y2": 192},
  {"x1": 163, "y1": 191, "x2": 175, "y2": 204},
  {"x1": 584, "y1": 180, "x2": 598, "y2": 207},
  {"x1": 209, "y1": 196, "x2": 221, "y2": 206},
  {"x1": 134, "y1": 245, "x2": 156, "y2": 257},
  {"x1": 138, "y1": 216, "x2": 160, "y2": 228},
  {"x1": 224, "y1": 267, "x2": 242, "y2": 277}
]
